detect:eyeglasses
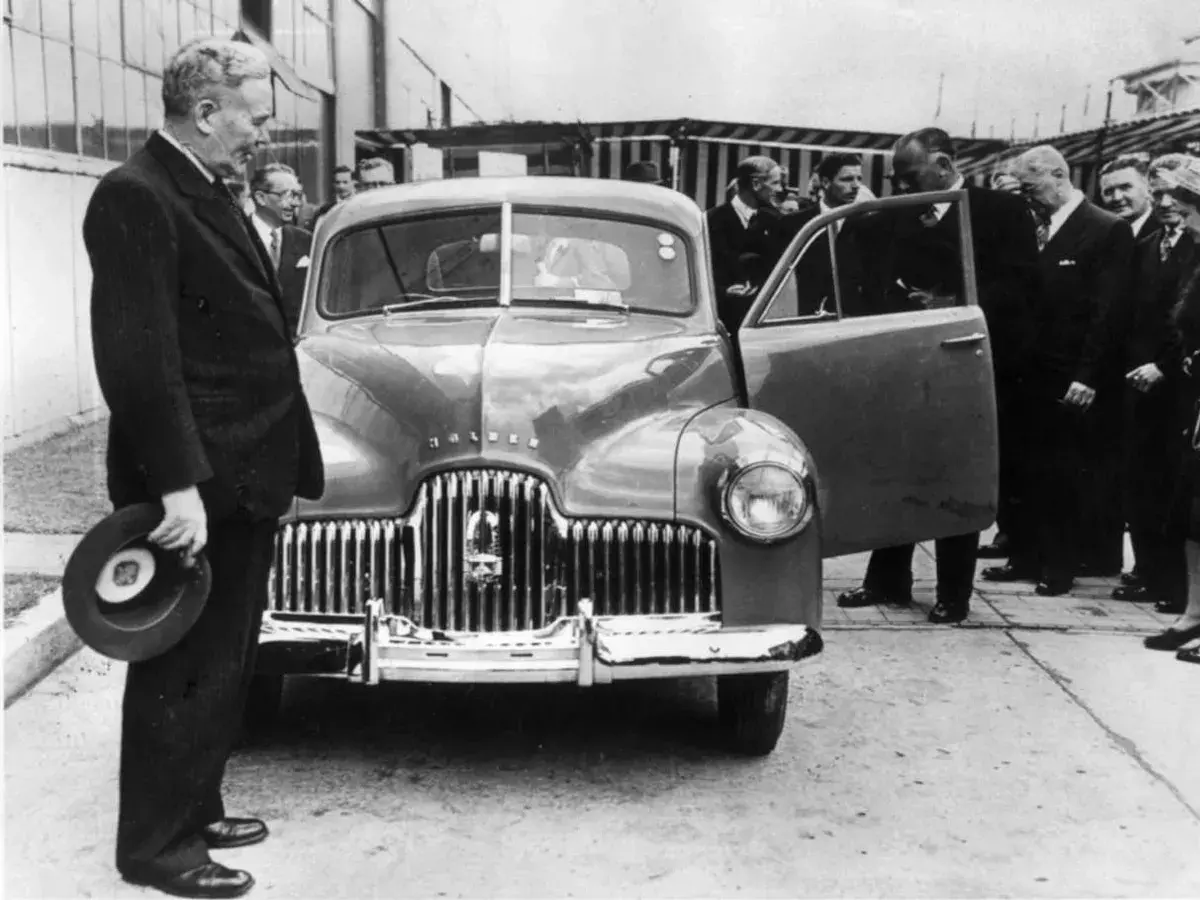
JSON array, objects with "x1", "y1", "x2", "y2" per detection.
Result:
[{"x1": 262, "y1": 189, "x2": 303, "y2": 201}]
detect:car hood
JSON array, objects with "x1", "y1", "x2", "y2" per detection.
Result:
[{"x1": 294, "y1": 307, "x2": 737, "y2": 520}]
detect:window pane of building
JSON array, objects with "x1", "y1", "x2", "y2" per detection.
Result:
[
  {"x1": 41, "y1": 0, "x2": 71, "y2": 42},
  {"x1": 303, "y1": 0, "x2": 331, "y2": 20},
  {"x1": 76, "y1": 50, "x2": 105, "y2": 157},
  {"x1": 335, "y1": 0, "x2": 373, "y2": 134},
  {"x1": 161, "y1": 0, "x2": 179, "y2": 55},
  {"x1": 9, "y1": 0, "x2": 40, "y2": 33},
  {"x1": 145, "y1": 0, "x2": 165, "y2": 72},
  {"x1": 296, "y1": 91, "x2": 322, "y2": 202},
  {"x1": 2, "y1": 25, "x2": 18, "y2": 144},
  {"x1": 73, "y1": 0, "x2": 101, "y2": 52},
  {"x1": 272, "y1": 0, "x2": 296, "y2": 64},
  {"x1": 44, "y1": 37, "x2": 77, "y2": 152},
  {"x1": 177, "y1": 0, "x2": 195, "y2": 44},
  {"x1": 301, "y1": 10, "x2": 330, "y2": 81},
  {"x1": 212, "y1": 0, "x2": 236, "y2": 33},
  {"x1": 145, "y1": 74, "x2": 162, "y2": 129},
  {"x1": 194, "y1": 0, "x2": 210, "y2": 37},
  {"x1": 102, "y1": 57, "x2": 128, "y2": 159},
  {"x1": 124, "y1": 0, "x2": 146, "y2": 68},
  {"x1": 11, "y1": 28, "x2": 49, "y2": 148},
  {"x1": 97, "y1": 0, "x2": 122, "y2": 60},
  {"x1": 125, "y1": 66, "x2": 148, "y2": 147}
]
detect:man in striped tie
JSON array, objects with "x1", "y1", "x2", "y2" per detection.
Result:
[{"x1": 249, "y1": 162, "x2": 312, "y2": 332}]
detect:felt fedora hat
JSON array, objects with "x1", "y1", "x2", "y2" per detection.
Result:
[{"x1": 63, "y1": 503, "x2": 211, "y2": 662}]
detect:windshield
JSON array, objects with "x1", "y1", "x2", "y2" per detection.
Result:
[{"x1": 319, "y1": 205, "x2": 694, "y2": 318}]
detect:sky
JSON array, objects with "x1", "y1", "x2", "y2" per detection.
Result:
[{"x1": 438, "y1": 0, "x2": 1200, "y2": 140}]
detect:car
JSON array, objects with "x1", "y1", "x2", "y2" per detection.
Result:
[{"x1": 249, "y1": 175, "x2": 998, "y2": 755}]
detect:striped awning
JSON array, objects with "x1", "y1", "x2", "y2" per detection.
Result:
[
  {"x1": 356, "y1": 117, "x2": 1006, "y2": 160},
  {"x1": 960, "y1": 105, "x2": 1200, "y2": 178}
]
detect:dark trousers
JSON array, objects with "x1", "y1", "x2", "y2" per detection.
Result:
[
  {"x1": 116, "y1": 517, "x2": 276, "y2": 876},
  {"x1": 1077, "y1": 389, "x2": 1126, "y2": 570},
  {"x1": 1009, "y1": 391, "x2": 1088, "y2": 582},
  {"x1": 994, "y1": 378, "x2": 1023, "y2": 543},
  {"x1": 864, "y1": 532, "x2": 981, "y2": 605},
  {"x1": 1125, "y1": 384, "x2": 1188, "y2": 603}
]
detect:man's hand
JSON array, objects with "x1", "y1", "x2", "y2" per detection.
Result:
[
  {"x1": 149, "y1": 486, "x2": 207, "y2": 568},
  {"x1": 1062, "y1": 381, "x2": 1096, "y2": 410},
  {"x1": 1126, "y1": 363, "x2": 1165, "y2": 393}
]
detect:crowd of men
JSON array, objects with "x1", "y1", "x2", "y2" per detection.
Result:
[{"x1": 694, "y1": 129, "x2": 1197, "y2": 626}]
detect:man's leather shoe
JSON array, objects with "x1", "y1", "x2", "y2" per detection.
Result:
[
  {"x1": 1034, "y1": 579, "x2": 1073, "y2": 596},
  {"x1": 836, "y1": 586, "x2": 911, "y2": 608},
  {"x1": 1154, "y1": 598, "x2": 1186, "y2": 615},
  {"x1": 201, "y1": 818, "x2": 269, "y2": 850},
  {"x1": 928, "y1": 601, "x2": 967, "y2": 624},
  {"x1": 1111, "y1": 584, "x2": 1152, "y2": 602},
  {"x1": 1176, "y1": 645, "x2": 1200, "y2": 664},
  {"x1": 1144, "y1": 621, "x2": 1200, "y2": 651},
  {"x1": 122, "y1": 862, "x2": 254, "y2": 898},
  {"x1": 980, "y1": 563, "x2": 1036, "y2": 583},
  {"x1": 1119, "y1": 570, "x2": 1144, "y2": 587}
]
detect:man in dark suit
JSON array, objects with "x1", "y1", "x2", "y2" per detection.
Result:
[
  {"x1": 705, "y1": 155, "x2": 784, "y2": 333},
  {"x1": 836, "y1": 127, "x2": 1041, "y2": 623},
  {"x1": 1111, "y1": 156, "x2": 1198, "y2": 613},
  {"x1": 983, "y1": 145, "x2": 1134, "y2": 595},
  {"x1": 249, "y1": 162, "x2": 311, "y2": 332},
  {"x1": 82, "y1": 37, "x2": 324, "y2": 898},
  {"x1": 309, "y1": 163, "x2": 355, "y2": 229}
]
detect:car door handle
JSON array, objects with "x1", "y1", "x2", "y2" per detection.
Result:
[{"x1": 940, "y1": 332, "x2": 987, "y2": 347}]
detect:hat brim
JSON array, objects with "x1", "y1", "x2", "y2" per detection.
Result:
[{"x1": 63, "y1": 503, "x2": 212, "y2": 663}]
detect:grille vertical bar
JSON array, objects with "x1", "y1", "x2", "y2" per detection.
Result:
[{"x1": 270, "y1": 469, "x2": 721, "y2": 632}]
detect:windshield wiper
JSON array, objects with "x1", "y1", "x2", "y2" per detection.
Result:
[
  {"x1": 381, "y1": 293, "x2": 493, "y2": 314},
  {"x1": 511, "y1": 295, "x2": 629, "y2": 314}
]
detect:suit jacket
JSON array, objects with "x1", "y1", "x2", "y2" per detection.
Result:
[
  {"x1": 883, "y1": 185, "x2": 1040, "y2": 379},
  {"x1": 276, "y1": 224, "x2": 312, "y2": 334},
  {"x1": 82, "y1": 132, "x2": 324, "y2": 522},
  {"x1": 1121, "y1": 226, "x2": 1196, "y2": 376},
  {"x1": 705, "y1": 202, "x2": 759, "y2": 331},
  {"x1": 1027, "y1": 197, "x2": 1134, "y2": 395}
]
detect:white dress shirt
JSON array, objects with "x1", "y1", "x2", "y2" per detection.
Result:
[
  {"x1": 1130, "y1": 208, "x2": 1152, "y2": 238},
  {"x1": 157, "y1": 129, "x2": 216, "y2": 184},
  {"x1": 1046, "y1": 188, "x2": 1085, "y2": 243},
  {"x1": 731, "y1": 194, "x2": 756, "y2": 229},
  {"x1": 252, "y1": 213, "x2": 282, "y2": 266},
  {"x1": 930, "y1": 175, "x2": 965, "y2": 223}
]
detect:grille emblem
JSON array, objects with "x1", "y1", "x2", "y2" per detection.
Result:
[{"x1": 463, "y1": 509, "x2": 504, "y2": 585}]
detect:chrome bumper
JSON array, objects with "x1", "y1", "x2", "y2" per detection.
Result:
[{"x1": 257, "y1": 601, "x2": 823, "y2": 685}]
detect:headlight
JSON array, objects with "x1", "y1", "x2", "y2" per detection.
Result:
[{"x1": 721, "y1": 462, "x2": 812, "y2": 541}]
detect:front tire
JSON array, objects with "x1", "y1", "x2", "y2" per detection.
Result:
[{"x1": 717, "y1": 672, "x2": 789, "y2": 756}]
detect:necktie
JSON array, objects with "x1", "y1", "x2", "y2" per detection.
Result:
[
  {"x1": 1035, "y1": 214, "x2": 1051, "y2": 253},
  {"x1": 1161, "y1": 230, "x2": 1177, "y2": 263},
  {"x1": 269, "y1": 227, "x2": 281, "y2": 269}
]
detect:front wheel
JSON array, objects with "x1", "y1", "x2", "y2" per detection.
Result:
[{"x1": 717, "y1": 672, "x2": 789, "y2": 756}]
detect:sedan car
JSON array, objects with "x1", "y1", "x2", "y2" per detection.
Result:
[{"x1": 250, "y1": 176, "x2": 998, "y2": 755}]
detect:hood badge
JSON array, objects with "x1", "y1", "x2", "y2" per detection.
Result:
[
  {"x1": 464, "y1": 510, "x2": 503, "y2": 585},
  {"x1": 429, "y1": 432, "x2": 540, "y2": 450}
]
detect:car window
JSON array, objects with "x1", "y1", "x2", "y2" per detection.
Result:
[
  {"x1": 759, "y1": 198, "x2": 970, "y2": 324},
  {"x1": 511, "y1": 211, "x2": 693, "y2": 314},
  {"x1": 320, "y1": 208, "x2": 503, "y2": 317}
]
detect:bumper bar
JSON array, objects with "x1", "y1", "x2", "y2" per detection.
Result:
[{"x1": 258, "y1": 601, "x2": 823, "y2": 685}]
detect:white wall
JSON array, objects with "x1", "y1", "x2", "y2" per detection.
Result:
[{"x1": 2, "y1": 147, "x2": 113, "y2": 444}]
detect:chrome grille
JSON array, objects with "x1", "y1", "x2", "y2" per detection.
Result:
[{"x1": 269, "y1": 469, "x2": 721, "y2": 631}]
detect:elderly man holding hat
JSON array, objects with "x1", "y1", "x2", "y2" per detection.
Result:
[{"x1": 80, "y1": 36, "x2": 324, "y2": 898}]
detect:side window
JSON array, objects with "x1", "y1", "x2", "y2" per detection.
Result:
[{"x1": 759, "y1": 197, "x2": 971, "y2": 324}]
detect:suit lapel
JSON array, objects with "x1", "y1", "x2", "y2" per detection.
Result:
[{"x1": 1042, "y1": 200, "x2": 1089, "y2": 259}]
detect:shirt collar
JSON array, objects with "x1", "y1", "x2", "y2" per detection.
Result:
[
  {"x1": 251, "y1": 211, "x2": 281, "y2": 241},
  {"x1": 931, "y1": 175, "x2": 966, "y2": 222},
  {"x1": 730, "y1": 194, "x2": 756, "y2": 229},
  {"x1": 1047, "y1": 188, "x2": 1085, "y2": 241},
  {"x1": 157, "y1": 128, "x2": 217, "y2": 184},
  {"x1": 1131, "y1": 208, "x2": 1152, "y2": 238}
]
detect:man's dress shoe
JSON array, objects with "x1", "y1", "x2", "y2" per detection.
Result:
[
  {"x1": 1176, "y1": 645, "x2": 1200, "y2": 664},
  {"x1": 1034, "y1": 579, "x2": 1073, "y2": 597},
  {"x1": 980, "y1": 564, "x2": 1036, "y2": 583},
  {"x1": 201, "y1": 818, "x2": 269, "y2": 850},
  {"x1": 122, "y1": 862, "x2": 254, "y2": 899},
  {"x1": 976, "y1": 536, "x2": 1009, "y2": 559},
  {"x1": 928, "y1": 601, "x2": 967, "y2": 624},
  {"x1": 1154, "y1": 597, "x2": 1186, "y2": 615},
  {"x1": 1119, "y1": 570, "x2": 1144, "y2": 587},
  {"x1": 836, "y1": 586, "x2": 911, "y2": 608},
  {"x1": 1111, "y1": 584, "x2": 1151, "y2": 602},
  {"x1": 1144, "y1": 621, "x2": 1200, "y2": 651}
]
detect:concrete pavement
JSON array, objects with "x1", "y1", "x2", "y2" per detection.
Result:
[
  {"x1": 2, "y1": 531, "x2": 82, "y2": 577},
  {"x1": 6, "y1": 624, "x2": 1200, "y2": 897}
]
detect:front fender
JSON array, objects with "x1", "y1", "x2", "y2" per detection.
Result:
[{"x1": 675, "y1": 401, "x2": 823, "y2": 630}]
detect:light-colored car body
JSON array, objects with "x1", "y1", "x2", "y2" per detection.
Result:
[{"x1": 252, "y1": 176, "x2": 998, "y2": 754}]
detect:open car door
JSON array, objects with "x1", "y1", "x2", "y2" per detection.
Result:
[{"x1": 736, "y1": 190, "x2": 998, "y2": 558}]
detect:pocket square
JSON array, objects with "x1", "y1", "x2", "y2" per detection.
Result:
[
  {"x1": 1057, "y1": 259, "x2": 1076, "y2": 266},
  {"x1": 296, "y1": 255, "x2": 310, "y2": 268}
]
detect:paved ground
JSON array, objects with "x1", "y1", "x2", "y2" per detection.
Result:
[
  {"x1": 7, "y1": 544, "x2": 1200, "y2": 898},
  {"x1": 3, "y1": 532, "x2": 82, "y2": 577}
]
